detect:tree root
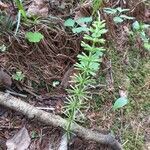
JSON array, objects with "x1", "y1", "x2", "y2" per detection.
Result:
[{"x1": 0, "y1": 92, "x2": 122, "y2": 150}]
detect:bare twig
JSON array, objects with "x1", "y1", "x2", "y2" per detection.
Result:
[{"x1": 0, "y1": 92, "x2": 122, "y2": 150}]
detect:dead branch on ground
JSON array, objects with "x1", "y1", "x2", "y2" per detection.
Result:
[{"x1": 0, "y1": 92, "x2": 122, "y2": 150}]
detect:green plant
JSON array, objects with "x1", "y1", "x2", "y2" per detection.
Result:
[
  {"x1": 104, "y1": 7, "x2": 134, "y2": 24},
  {"x1": 64, "y1": 17, "x2": 92, "y2": 33},
  {"x1": 131, "y1": 21, "x2": 150, "y2": 51},
  {"x1": 64, "y1": 19, "x2": 107, "y2": 137},
  {"x1": 12, "y1": 71, "x2": 25, "y2": 81},
  {"x1": 25, "y1": 32, "x2": 44, "y2": 43}
]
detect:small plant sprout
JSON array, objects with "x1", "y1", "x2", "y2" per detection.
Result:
[
  {"x1": 64, "y1": 19, "x2": 107, "y2": 137},
  {"x1": 12, "y1": 71, "x2": 25, "y2": 81},
  {"x1": 64, "y1": 17, "x2": 92, "y2": 33},
  {"x1": 25, "y1": 32, "x2": 44, "y2": 43},
  {"x1": 132, "y1": 21, "x2": 150, "y2": 51},
  {"x1": 104, "y1": 7, "x2": 134, "y2": 24}
]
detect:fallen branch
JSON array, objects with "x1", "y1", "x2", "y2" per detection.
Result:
[{"x1": 0, "y1": 92, "x2": 122, "y2": 150}]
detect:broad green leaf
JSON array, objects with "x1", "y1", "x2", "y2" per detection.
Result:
[
  {"x1": 25, "y1": 32, "x2": 44, "y2": 43},
  {"x1": 64, "y1": 18, "x2": 75, "y2": 27},
  {"x1": 113, "y1": 16, "x2": 123, "y2": 23},
  {"x1": 120, "y1": 15, "x2": 134, "y2": 20},
  {"x1": 76, "y1": 17, "x2": 92, "y2": 24},
  {"x1": 72, "y1": 27, "x2": 89, "y2": 33},
  {"x1": 132, "y1": 21, "x2": 140, "y2": 30},
  {"x1": 113, "y1": 97, "x2": 128, "y2": 110}
]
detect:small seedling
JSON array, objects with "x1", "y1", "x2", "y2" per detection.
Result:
[
  {"x1": 131, "y1": 21, "x2": 150, "y2": 51},
  {"x1": 25, "y1": 32, "x2": 44, "y2": 43},
  {"x1": 104, "y1": 7, "x2": 134, "y2": 24},
  {"x1": 64, "y1": 17, "x2": 92, "y2": 33},
  {"x1": 12, "y1": 71, "x2": 25, "y2": 81}
]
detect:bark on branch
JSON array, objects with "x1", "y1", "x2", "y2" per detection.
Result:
[{"x1": 0, "y1": 92, "x2": 122, "y2": 150}]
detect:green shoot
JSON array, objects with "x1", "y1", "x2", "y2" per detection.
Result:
[
  {"x1": 12, "y1": 71, "x2": 25, "y2": 81},
  {"x1": 64, "y1": 19, "x2": 107, "y2": 137}
]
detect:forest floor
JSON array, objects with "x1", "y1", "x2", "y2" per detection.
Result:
[{"x1": 0, "y1": 0, "x2": 150, "y2": 150}]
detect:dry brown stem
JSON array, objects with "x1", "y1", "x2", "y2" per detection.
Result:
[{"x1": 0, "y1": 92, "x2": 122, "y2": 150}]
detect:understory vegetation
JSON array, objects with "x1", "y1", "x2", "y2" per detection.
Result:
[{"x1": 0, "y1": 0, "x2": 149, "y2": 149}]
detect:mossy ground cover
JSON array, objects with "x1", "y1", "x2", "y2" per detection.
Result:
[{"x1": 91, "y1": 46, "x2": 150, "y2": 149}]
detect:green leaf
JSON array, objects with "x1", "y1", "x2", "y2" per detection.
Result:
[
  {"x1": 132, "y1": 21, "x2": 140, "y2": 30},
  {"x1": 113, "y1": 97, "x2": 128, "y2": 110},
  {"x1": 76, "y1": 17, "x2": 92, "y2": 24},
  {"x1": 144, "y1": 42, "x2": 150, "y2": 51},
  {"x1": 113, "y1": 16, "x2": 123, "y2": 23},
  {"x1": 72, "y1": 27, "x2": 89, "y2": 33},
  {"x1": 103, "y1": 8, "x2": 117, "y2": 14},
  {"x1": 25, "y1": 32, "x2": 44, "y2": 43},
  {"x1": 120, "y1": 15, "x2": 134, "y2": 20},
  {"x1": 116, "y1": 7, "x2": 130, "y2": 13},
  {"x1": 64, "y1": 18, "x2": 75, "y2": 27}
]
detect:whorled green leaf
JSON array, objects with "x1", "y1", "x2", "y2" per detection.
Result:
[
  {"x1": 113, "y1": 97, "x2": 128, "y2": 110},
  {"x1": 25, "y1": 32, "x2": 44, "y2": 43}
]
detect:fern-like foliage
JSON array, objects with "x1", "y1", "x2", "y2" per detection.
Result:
[{"x1": 64, "y1": 19, "x2": 107, "y2": 137}]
